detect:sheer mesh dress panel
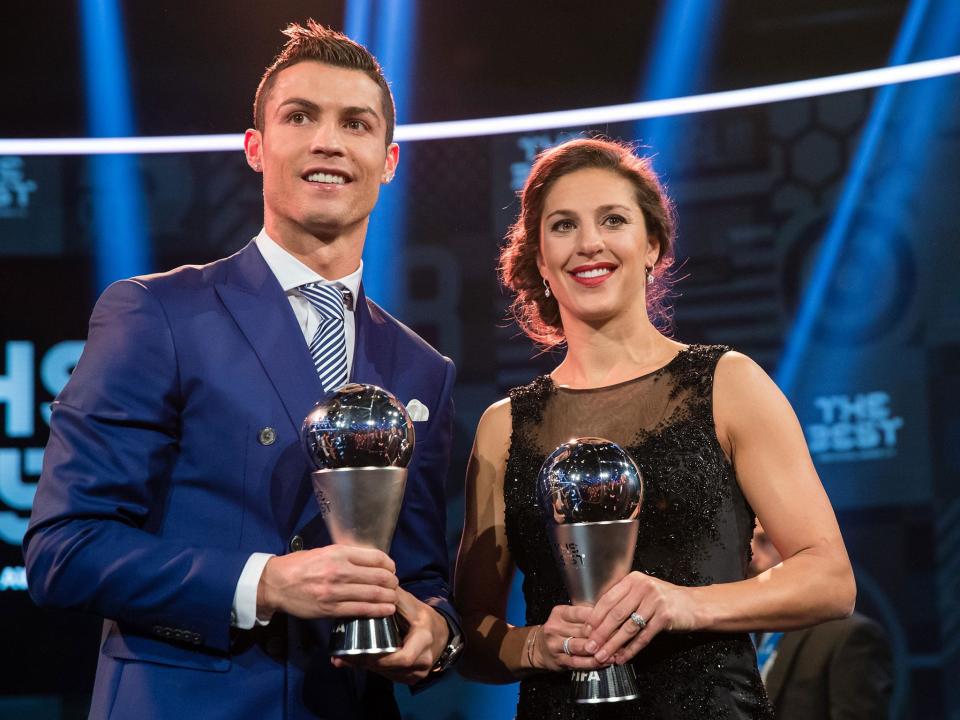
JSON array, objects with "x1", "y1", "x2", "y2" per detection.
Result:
[{"x1": 503, "y1": 345, "x2": 774, "y2": 719}]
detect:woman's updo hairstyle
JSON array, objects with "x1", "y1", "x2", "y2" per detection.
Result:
[{"x1": 499, "y1": 137, "x2": 676, "y2": 349}]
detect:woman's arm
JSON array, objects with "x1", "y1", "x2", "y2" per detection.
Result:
[
  {"x1": 454, "y1": 399, "x2": 533, "y2": 682},
  {"x1": 454, "y1": 399, "x2": 602, "y2": 681},
  {"x1": 699, "y1": 351, "x2": 855, "y2": 628},
  {"x1": 584, "y1": 351, "x2": 855, "y2": 664}
]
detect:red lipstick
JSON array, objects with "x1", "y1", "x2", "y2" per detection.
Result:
[{"x1": 567, "y1": 262, "x2": 617, "y2": 287}]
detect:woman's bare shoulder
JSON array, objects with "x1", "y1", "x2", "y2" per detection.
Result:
[{"x1": 473, "y1": 398, "x2": 513, "y2": 463}]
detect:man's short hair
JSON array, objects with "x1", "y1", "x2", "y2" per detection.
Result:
[{"x1": 253, "y1": 19, "x2": 396, "y2": 144}]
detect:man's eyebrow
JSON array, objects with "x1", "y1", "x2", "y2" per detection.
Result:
[
  {"x1": 342, "y1": 105, "x2": 382, "y2": 123},
  {"x1": 274, "y1": 100, "x2": 382, "y2": 125},
  {"x1": 275, "y1": 97, "x2": 320, "y2": 113}
]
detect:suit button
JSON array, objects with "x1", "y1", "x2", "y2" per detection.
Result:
[
  {"x1": 258, "y1": 427, "x2": 277, "y2": 446},
  {"x1": 290, "y1": 535, "x2": 304, "y2": 552}
]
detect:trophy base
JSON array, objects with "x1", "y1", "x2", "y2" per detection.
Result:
[
  {"x1": 330, "y1": 616, "x2": 401, "y2": 656},
  {"x1": 571, "y1": 663, "x2": 639, "y2": 704}
]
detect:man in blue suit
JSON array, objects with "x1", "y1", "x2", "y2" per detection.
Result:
[{"x1": 24, "y1": 21, "x2": 462, "y2": 719}]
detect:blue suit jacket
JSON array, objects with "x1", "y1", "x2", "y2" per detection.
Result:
[{"x1": 24, "y1": 241, "x2": 458, "y2": 720}]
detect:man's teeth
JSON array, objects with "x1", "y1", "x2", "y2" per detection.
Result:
[
  {"x1": 306, "y1": 172, "x2": 346, "y2": 184},
  {"x1": 574, "y1": 267, "x2": 612, "y2": 278}
]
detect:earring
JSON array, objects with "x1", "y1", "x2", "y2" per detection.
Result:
[
  {"x1": 543, "y1": 278, "x2": 551, "y2": 298},
  {"x1": 646, "y1": 266, "x2": 654, "y2": 284}
]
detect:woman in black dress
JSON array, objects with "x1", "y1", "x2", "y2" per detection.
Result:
[{"x1": 454, "y1": 138, "x2": 855, "y2": 719}]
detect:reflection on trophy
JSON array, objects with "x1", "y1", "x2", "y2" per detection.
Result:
[
  {"x1": 301, "y1": 383, "x2": 415, "y2": 656},
  {"x1": 537, "y1": 437, "x2": 644, "y2": 704}
]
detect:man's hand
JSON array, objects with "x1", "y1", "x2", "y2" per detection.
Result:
[
  {"x1": 331, "y1": 587, "x2": 449, "y2": 685},
  {"x1": 256, "y1": 545, "x2": 398, "y2": 621}
]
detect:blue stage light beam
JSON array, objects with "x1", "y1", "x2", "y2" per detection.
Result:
[
  {"x1": 80, "y1": 0, "x2": 150, "y2": 291},
  {"x1": 775, "y1": 0, "x2": 936, "y2": 394},
  {"x1": 345, "y1": 0, "x2": 417, "y2": 313},
  {"x1": 633, "y1": 0, "x2": 725, "y2": 175}
]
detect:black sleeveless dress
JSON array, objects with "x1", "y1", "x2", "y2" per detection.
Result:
[{"x1": 503, "y1": 345, "x2": 774, "y2": 719}]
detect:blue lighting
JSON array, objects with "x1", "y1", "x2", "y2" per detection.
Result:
[
  {"x1": 345, "y1": 0, "x2": 417, "y2": 313},
  {"x1": 774, "y1": 0, "x2": 944, "y2": 394},
  {"x1": 80, "y1": 0, "x2": 150, "y2": 291},
  {"x1": 633, "y1": 0, "x2": 724, "y2": 175}
]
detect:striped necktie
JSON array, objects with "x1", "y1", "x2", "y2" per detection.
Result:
[{"x1": 299, "y1": 282, "x2": 348, "y2": 392}]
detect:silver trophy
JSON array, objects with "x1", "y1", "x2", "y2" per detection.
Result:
[
  {"x1": 301, "y1": 383, "x2": 415, "y2": 656},
  {"x1": 538, "y1": 437, "x2": 644, "y2": 704}
]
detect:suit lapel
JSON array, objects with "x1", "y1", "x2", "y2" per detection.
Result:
[
  {"x1": 349, "y1": 284, "x2": 394, "y2": 390},
  {"x1": 214, "y1": 241, "x2": 324, "y2": 434},
  {"x1": 765, "y1": 628, "x2": 810, "y2": 706}
]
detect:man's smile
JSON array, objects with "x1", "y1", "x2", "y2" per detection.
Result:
[{"x1": 301, "y1": 167, "x2": 353, "y2": 186}]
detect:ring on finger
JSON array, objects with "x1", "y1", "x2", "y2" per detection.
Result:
[
  {"x1": 562, "y1": 636, "x2": 574, "y2": 656},
  {"x1": 629, "y1": 612, "x2": 647, "y2": 630}
]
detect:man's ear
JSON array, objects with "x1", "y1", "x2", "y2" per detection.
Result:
[
  {"x1": 382, "y1": 143, "x2": 400, "y2": 183},
  {"x1": 244, "y1": 129, "x2": 264, "y2": 172}
]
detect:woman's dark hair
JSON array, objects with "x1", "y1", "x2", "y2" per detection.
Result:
[{"x1": 499, "y1": 137, "x2": 677, "y2": 349}]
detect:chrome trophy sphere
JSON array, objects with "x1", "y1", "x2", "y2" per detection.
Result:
[
  {"x1": 537, "y1": 437, "x2": 643, "y2": 524},
  {"x1": 301, "y1": 383, "x2": 415, "y2": 470}
]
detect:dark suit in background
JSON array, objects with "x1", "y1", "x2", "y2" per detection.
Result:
[{"x1": 765, "y1": 612, "x2": 893, "y2": 720}]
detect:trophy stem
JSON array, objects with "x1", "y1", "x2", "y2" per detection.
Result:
[
  {"x1": 330, "y1": 616, "x2": 401, "y2": 656},
  {"x1": 311, "y1": 466, "x2": 408, "y2": 552},
  {"x1": 547, "y1": 519, "x2": 638, "y2": 605},
  {"x1": 548, "y1": 519, "x2": 641, "y2": 703},
  {"x1": 571, "y1": 664, "x2": 639, "y2": 703},
  {"x1": 312, "y1": 467, "x2": 408, "y2": 655}
]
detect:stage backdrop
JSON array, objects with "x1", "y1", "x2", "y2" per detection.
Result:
[{"x1": 3, "y1": 55, "x2": 960, "y2": 720}]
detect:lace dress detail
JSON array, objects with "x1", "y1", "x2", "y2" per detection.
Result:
[{"x1": 503, "y1": 344, "x2": 773, "y2": 719}]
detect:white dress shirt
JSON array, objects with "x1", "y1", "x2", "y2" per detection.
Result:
[{"x1": 231, "y1": 229, "x2": 363, "y2": 629}]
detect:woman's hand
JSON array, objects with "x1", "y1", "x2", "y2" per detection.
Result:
[
  {"x1": 584, "y1": 572, "x2": 700, "y2": 665},
  {"x1": 531, "y1": 604, "x2": 607, "y2": 672}
]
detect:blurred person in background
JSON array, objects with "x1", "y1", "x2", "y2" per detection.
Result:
[{"x1": 751, "y1": 522, "x2": 893, "y2": 720}]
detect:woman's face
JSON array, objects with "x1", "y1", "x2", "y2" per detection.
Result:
[{"x1": 536, "y1": 167, "x2": 659, "y2": 328}]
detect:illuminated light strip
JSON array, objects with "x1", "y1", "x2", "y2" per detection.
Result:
[
  {"x1": 0, "y1": 133, "x2": 243, "y2": 156},
  {"x1": 404, "y1": 54, "x2": 960, "y2": 140},
  {"x1": 2, "y1": 55, "x2": 959, "y2": 156}
]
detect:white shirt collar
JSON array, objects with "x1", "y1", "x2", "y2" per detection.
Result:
[{"x1": 254, "y1": 228, "x2": 363, "y2": 301}]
